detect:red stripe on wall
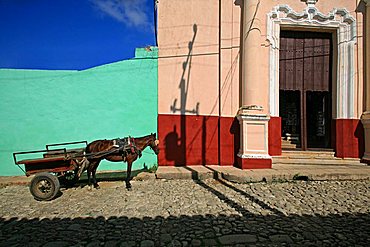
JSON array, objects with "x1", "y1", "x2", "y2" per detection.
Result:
[
  {"x1": 158, "y1": 114, "x2": 239, "y2": 166},
  {"x1": 219, "y1": 116, "x2": 240, "y2": 166},
  {"x1": 268, "y1": 116, "x2": 282, "y2": 156},
  {"x1": 335, "y1": 119, "x2": 364, "y2": 158}
]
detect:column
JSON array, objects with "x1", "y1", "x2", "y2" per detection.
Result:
[
  {"x1": 361, "y1": 0, "x2": 370, "y2": 162},
  {"x1": 237, "y1": 0, "x2": 271, "y2": 169}
]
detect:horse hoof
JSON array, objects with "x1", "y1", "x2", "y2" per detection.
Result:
[
  {"x1": 126, "y1": 187, "x2": 132, "y2": 191},
  {"x1": 95, "y1": 185, "x2": 100, "y2": 190}
]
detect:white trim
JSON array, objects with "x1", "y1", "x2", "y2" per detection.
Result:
[
  {"x1": 303, "y1": 0, "x2": 318, "y2": 8},
  {"x1": 267, "y1": 5, "x2": 356, "y2": 119},
  {"x1": 237, "y1": 153, "x2": 272, "y2": 159},
  {"x1": 237, "y1": 114, "x2": 270, "y2": 121}
]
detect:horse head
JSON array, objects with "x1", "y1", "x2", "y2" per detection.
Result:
[{"x1": 149, "y1": 133, "x2": 160, "y2": 155}]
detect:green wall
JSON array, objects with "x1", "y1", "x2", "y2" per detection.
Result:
[{"x1": 0, "y1": 47, "x2": 158, "y2": 176}]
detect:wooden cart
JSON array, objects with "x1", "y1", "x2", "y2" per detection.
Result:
[{"x1": 13, "y1": 141, "x2": 87, "y2": 201}]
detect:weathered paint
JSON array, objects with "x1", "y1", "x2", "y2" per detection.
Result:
[{"x1": 0, "y1": 47, "x2": 158, "y2": 176}]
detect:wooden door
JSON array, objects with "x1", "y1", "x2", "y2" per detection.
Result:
[{"x1": 279, "y1": 31, "x2": 332, "y2": 150}]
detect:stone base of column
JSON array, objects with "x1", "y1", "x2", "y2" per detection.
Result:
[
  {"x1": 236, "y1": 154, "x2": 272, "y2": 169},
  {"x1": 237, "y1": 107, "x2": 272, "y2": 169},
  {"x1": 361, "y1": 112, "x2": 370, "y2": 163}
]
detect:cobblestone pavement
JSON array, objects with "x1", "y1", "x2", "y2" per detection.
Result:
[{"x1": 0, "y1": 178, "x2": 369, "y2": 246}]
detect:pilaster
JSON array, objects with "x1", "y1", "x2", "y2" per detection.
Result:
[
  {"x1": 238, "y1": 0, "x2": 271, "y2": 169},
  {"x1": 241, "y1": 0, "x2": 263, "y2": 108}
]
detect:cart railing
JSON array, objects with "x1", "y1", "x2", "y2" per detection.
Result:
[
  {"x1": 13, "y1": 141, "x2": 88, "y2": 174},
  {"x1": 45, "y1": 141, "x2": 88, "y2": 150},
  {"x1": 13, "y1": 148, "x2": 68, "y2": 165}
]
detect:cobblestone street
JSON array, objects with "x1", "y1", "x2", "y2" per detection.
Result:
[{"x1": 0, "y1": 178, "x2": 369, "y2": 246}]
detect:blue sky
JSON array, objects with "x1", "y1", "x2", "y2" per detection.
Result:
[{"x1": 0, "y1": 0, "x2": 156, "y2": 70}]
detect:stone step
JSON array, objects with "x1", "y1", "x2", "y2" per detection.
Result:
[
  {"x1": 272, "y1": 157, "x2": 361, "y2": 165},
  {"x1": 281, "y1": 140, "x2": 297, "y2": 149},
  {"x1": 273, "y1": 150, "x2": 361, "y2": 165},
  {"x1": 280, "y1": 150, "x2": 335, "y2": 159},
  {"x1": 281, "y1": 144, "x2": 297, "y2": 149}
]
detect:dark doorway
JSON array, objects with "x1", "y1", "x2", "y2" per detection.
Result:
[{"x1": 279, "y1": 31, "x2": 332, "y2": 150}]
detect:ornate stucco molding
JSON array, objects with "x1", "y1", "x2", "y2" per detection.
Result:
[
  {"x1": 301, "y1": 0, "x2": 318, "y2": 7},
  {"x1": 267, "y1": 5, "x2": 357, "y2": 119}
]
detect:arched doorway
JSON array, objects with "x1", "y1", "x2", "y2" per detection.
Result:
[{"x1": 267, "y1": 5, "x2": 356, "y2": 155}]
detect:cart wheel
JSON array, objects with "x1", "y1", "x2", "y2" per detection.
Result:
[
  {"x1": 59, "y1": 169, "x2": 79, "y2": 187},
  {"x1": 30, "y1": 172, "x2": 60, "y2": 201}
]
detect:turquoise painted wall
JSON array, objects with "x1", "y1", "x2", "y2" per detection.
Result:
[{"x1": 0, "y1": 47, "x2": 158, "y2": 176}]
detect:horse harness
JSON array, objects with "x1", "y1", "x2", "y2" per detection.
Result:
[{"x1": 113, "y1": 137, "x2": 142, "y2": 161}]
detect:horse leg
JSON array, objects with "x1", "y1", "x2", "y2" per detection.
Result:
[
  {"x1": 87, "y1": 165, "x2": 93, "y2": 190},
  {"x1": 86, "y1": 160, "x2": 97, "y2": 190},
  {"x1": 125, "y1": 161, "x2": 132, "y2": 190},
  {"x1": 91, "y1": 160, "x2": 100, "y2": 189},
  {"x1": 92, "y1": 164, "x2": 100, "y2": 189}
]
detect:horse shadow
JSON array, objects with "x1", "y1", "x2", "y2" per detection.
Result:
[{"x1": 60, "y1": 164, "x2": 150, "y2": 190}]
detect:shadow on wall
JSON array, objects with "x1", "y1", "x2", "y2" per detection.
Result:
[
  {"x1": 164, "y1": 125, "x2": 182, "y2": 164},
  {"x1": 355, "y1": 121, "x2": 365, "y2": 159},
  {"x1": 230, "y1": 117, "x2": 240, "y2": 166},
  {"x1": 161, "y1": 23, "x2": 240, "y2": 166},
  {"x1": 167, "y1": 24, "x2": 199, "y2": 166},
  {"x1": 163, "y1": 117, "x2": 240, "y2": 166}
]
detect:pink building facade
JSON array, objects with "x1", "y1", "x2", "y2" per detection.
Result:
[{"x1": 157, "y1": 0, "x2": 370, "y2": 169}]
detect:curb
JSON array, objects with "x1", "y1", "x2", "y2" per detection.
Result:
[{"x1": 1, "y1": 165, "x2": 369, "y2": 187}]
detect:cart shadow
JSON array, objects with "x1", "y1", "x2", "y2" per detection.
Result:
[{"x1": 53, "y1": 190, "x2": 63, "y2": 200}]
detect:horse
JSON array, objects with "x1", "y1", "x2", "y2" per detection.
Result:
[{"x1": 77, "y1": 133, "x2": 159, "y2": 190}]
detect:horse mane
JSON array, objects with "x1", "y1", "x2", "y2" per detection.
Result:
[{"x1": 132, "y1": 133, "x2": 155, "y2": 139}]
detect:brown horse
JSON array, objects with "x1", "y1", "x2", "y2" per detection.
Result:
[{"x1": 77, "y1": 133, "x2": 159, "y2": 190}]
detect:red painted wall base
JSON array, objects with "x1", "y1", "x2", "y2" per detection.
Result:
[
  {"x1": 335, "y1": 119, "x2": 364, "y2": 158},
  {"x1": 236, "y1": 157, "x2": 272, "y2": 169},
  {"x1": 265, "y1": 117, "x2": 364, "y2": 159},
  {"x1": 158, "y1": 114, "x2": 239, "y2": 166},
  {"x1": 158, "y1": 115, "x2": 364, "y2": 166},
  {"x1": 268, "y1": 116, "x2": 282, "y2": 156}
]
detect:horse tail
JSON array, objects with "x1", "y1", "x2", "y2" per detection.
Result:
[
  {"x1": 76, "y1": 151, "x2": 90, "y2": 178},
  {"x1": 85, "y1": 141, "x2": 94, "y2": 154}
]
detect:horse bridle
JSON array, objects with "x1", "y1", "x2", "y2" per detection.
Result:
[{"x1": 150, "y1": 139, "x2": 159, "y2": 152}]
